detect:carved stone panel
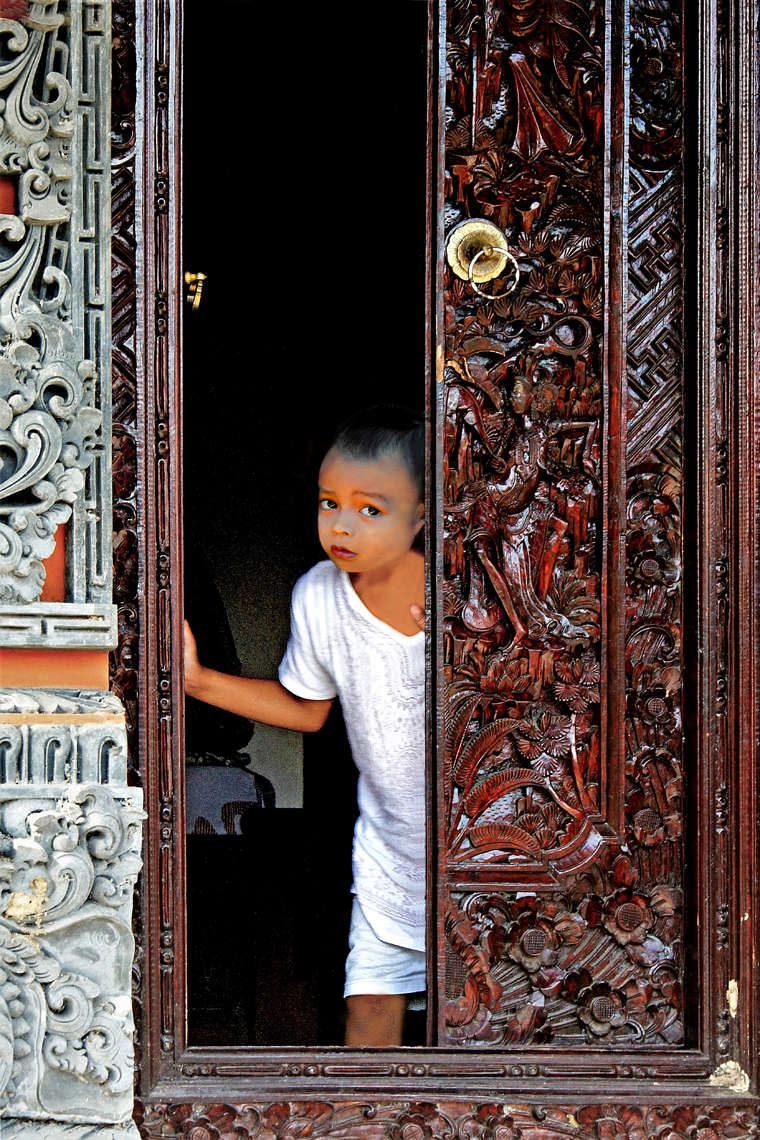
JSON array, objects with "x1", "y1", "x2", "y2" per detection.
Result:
[
  {"x1": 440, "y1": 0, "x2": 685, "y2": 1047},
  {"x1": 0, "y1": 0, "x2": 116, "y2": 647},
  {"x1": 0, "y1": 690, "x2": 143, "y2": 1129}
]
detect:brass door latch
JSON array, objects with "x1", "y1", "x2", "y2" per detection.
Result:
[
  {"x1": 445, "y1": 219, "x2": 520, "y2": 299},
  {"x1": 184, "y1": 271, "x2": 207, "y2": 311}
]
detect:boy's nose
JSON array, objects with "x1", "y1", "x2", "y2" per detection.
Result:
[{"x1": 331, "y1": 511, "x2": 352, "y2": 536}]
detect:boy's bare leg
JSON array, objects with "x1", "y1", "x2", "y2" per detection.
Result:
[{"x1": 345, "y1": 994, "x2": 406, "y2": 1046}]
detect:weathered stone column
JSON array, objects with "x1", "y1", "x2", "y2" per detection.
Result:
[
  {"x1": 0, "y1": 691, "x2": 142, "y2": 1139},
  {"x1": 0, "y1": 1, "x2": 141, "y2": 1137}
]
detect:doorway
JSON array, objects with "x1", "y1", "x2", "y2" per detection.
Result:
[{"x1": 182, "y1": 0, "x2": 430, "y2": 1045}]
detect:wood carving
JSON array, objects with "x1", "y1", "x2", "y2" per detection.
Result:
[
  {"x1": 111, "y1": 0, "x2": 142, "y2": 1098},
  {"x1": 441, "y1": 0, "x2": 685, "y2": 1045},
  {"x1": 128, "y1": 0, "x2": 756, "y2": 1110},
  {"x1": 134, "y1": 1101, "x2": 759, "y2": 1140},
  {"x1": 111, "y1": 0, "x2": 139, "y2": 774}
]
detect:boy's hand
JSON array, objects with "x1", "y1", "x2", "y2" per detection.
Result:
[
  {"x1": 409, "y1": 603, "x2": 426, "y2": 632},
  {"x1": 183, "y1": 620, "x2": 203, "y2": 697},
  {"x1": 182, "y1": 618, "x2": 332, "y2": 732}
]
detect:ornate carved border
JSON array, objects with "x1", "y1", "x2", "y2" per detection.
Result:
[
  {"x1": 134, "y1": 1100, "x2": 759, "y2": 1140},
  {"x1": 127, "y1": 0, "x2": 758, "y2": 1113}
]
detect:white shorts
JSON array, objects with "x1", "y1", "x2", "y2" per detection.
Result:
[{"x1": 343, "y1": 898, "x2": 426, "y2": 997}]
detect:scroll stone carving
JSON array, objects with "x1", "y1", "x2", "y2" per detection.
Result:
[
  {"x1": 0, "y1": 691, "x2": 142, "y2": 1136},
  {"x1": 0, "y1": 0, "x2": 115, "y2": 646}
]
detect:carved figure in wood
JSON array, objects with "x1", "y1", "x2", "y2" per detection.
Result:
[{"x1": 441, "y1": 0, "x2": 684, "y2": 1046}]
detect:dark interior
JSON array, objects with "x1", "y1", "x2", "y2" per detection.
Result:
[{"x1": 182, "y1": 0, "x2": 429, "y2": 1045}]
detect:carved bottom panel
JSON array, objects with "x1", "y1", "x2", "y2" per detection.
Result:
[
  {"x1": 134, "y1": 1102, "x2": 758, "y2": 1140},
  {"x1": 1, "y1": 1122, "x2": 140, "y2": 1139}
]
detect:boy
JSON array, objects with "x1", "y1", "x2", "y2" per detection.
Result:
[{"x1": 184, "y1": 405, "x2": 426, "y2": 1046}]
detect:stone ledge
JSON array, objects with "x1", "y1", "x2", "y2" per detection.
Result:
[
  {"x1": 0, "y1": 607, "x2": 118, "y2": 651},
  {"x1": 0, "y1": 1121, "x2": 140, "y2": 1139}
]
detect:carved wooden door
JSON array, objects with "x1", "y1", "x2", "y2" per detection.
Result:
[
  {"x1": 436, "y1": 0, "x2": 687, "y2": 1053},
  {"x1": 131, "y1": 0, "x2": 759, "y2": 1132}
]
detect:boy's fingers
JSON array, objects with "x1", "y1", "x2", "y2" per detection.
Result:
[
  {"x1": 183, "y1": 620, "x2": 198, "y2": 660},
  {"x1": 409, "y1": 603, "x2": 426, "y2": 632}
]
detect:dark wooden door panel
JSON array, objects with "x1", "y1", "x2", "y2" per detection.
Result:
[{"x1": 439, "y1": 0, "x2": 685, "y2": 1049}]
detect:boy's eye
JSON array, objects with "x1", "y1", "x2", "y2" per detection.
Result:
[
  {"x1": 359, "y1": 505, "x2": 381, "y2": 517},
  {"x1": 319, "y1": 498, "x2": 337, "y2": 510}
]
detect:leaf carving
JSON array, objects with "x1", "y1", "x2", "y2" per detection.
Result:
[
  {"x1": 461, "y1": 767, "x2": 547, "y2": 821},
  {"x1": 454, "y1": 718, "x2": 514, "y2": 788},
  {"x1": 467, "y1": 823, "x2": 543, "y2": 858},
  {"x1": 446, "y1": 695, "x2": 481, "y2": 775}
]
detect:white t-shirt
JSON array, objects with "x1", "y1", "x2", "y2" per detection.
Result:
[{"x1": 278, "y1": 560, "x2": 425, "y2": 951}]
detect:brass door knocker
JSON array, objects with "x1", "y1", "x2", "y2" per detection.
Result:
[
  {"x1": 184, "y1": 271, "x2": 207, "y2": 311},
  {"x1": 445, "y1": 219, "x2": 520, "y2": 300}
]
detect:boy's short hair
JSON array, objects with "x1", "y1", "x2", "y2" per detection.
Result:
[{"x1": 329, "y1": 405, "x2": 425, "y2": 500}]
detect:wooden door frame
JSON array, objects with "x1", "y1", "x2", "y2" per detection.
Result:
[{"x1": 117, "y1": 0, "x2": 760, "y2": 1118}]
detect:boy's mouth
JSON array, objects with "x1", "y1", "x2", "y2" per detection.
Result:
[{"x1": 330, "y1": 545, "x2": 357, "y2": 560}]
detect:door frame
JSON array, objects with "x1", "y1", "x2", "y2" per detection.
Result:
[{"x1": 120, "y1": 0, "x2": 760, "y2": 1112}]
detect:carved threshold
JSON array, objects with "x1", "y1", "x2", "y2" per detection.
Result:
[{"x1": 134, "y1": 1102, "x2": 759, "y2": 1140}]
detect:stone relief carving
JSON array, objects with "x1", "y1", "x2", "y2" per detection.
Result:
[
  {"x1": 0, "y1": 0, "x2": 115, "y2": 646},
  {"x1": 0, "y1": 782, "x2": 143, "y2": 1124},
  {"x1": 0, "y1": 709, "x2": 143, "y2": 1126}
]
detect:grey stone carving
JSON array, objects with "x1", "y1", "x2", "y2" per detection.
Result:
[
  {"x1": 1, "y1": 1122, "x2": 139, "y2": 1139},
  {"x1": 0, "y1": 689, "x2": 127, "y2": 785},
  {"x1": 0, "y1": 781, "x2": 144, "y2": 1125},
  {"x1": 0, "y1": 691, "x2": 143, "y2": 1133},
  {"x1": 0, "y1": 605, "x2": 118, "y2": 647},
  {"x1": 0, "y1": 690, "x2": 124, "y2": 716},
  {"x1": 0, "y1": 0, "x2": 115, "y2": 647},
  {"x1": 0, "y1": 0, "x2": 139, "y2": 1131}
]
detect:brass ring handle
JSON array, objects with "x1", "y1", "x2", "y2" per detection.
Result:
[
  {"x1": 467, "y1": 245, "x2": 520, "y2": 300},
  {"x1": 184, "y1": 271, "x2": 207, "y2": 311}
]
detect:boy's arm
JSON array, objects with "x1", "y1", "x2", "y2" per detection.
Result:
[{"x1": 183, "y1": 621, "x2": 332, "y2": 733}]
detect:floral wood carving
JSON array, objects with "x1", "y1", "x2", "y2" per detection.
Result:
[
  {"x1": 441, "y1": 0, "x2": 684, "y2": 1045},
  {"x1": 134, "y1": 1101, "x2": 759, "y2": 1140}
]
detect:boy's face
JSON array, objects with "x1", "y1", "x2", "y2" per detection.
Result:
[{"x1": 318, "y1": 448, "x2": 424, "y2": 574}]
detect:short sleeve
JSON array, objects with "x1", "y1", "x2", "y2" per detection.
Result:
[{"x1": 278, "y1": 571, "x2": 338, "y2": 701}]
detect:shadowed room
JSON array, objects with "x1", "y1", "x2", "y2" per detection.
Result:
[{"x1": 182, "y1": 0, "x2": 429, "y2": 1045}]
